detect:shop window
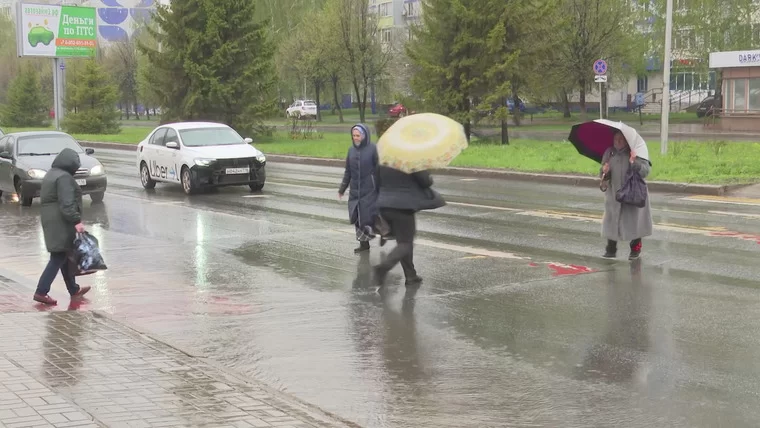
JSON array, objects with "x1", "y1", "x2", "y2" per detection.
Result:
[
  {"x1": 749, "y1": 79, "x2": 760, "y2": 111},
  {"x1": 733, "y1": 79, "x2": 747, "y2": 112}
]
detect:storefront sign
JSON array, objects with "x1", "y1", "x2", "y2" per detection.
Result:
[{"x1": 709, "y1": 50, "x2": 760, "y2": 69}]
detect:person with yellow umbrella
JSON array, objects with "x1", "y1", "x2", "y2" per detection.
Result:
[{"x1": 373, "y1": 113, "x2": 467, "y2": 288}]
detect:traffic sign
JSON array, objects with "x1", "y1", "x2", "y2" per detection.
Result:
[
  {"x1": 594, "y1": 75, "x2": 607, "y2": 83},
  {"x1": 593, "y1": 59, "x2": 607, "y2": 75},
  {"x1": 59, "y1": 63, "x2": 65, "y2": 71}
]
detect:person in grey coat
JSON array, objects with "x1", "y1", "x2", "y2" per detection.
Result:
[
  {"x1": 600, "y1": 131, "x2": 653, "y2": 260},
  {"x1": 34, "y1": 148, "x2": 91, "y2": 305},
  {"x1": 339, "y1": 124, "x2": 379, "y2": 254},
  {"x1": 373, "y1": 166, "x2": 445, "y2": 287}
]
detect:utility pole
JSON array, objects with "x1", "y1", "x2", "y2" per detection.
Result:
[{"x1": 660, "y1": 0, "x2": 674, "y2": 155}]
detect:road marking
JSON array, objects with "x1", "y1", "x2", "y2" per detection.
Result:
[
  {"x1": 447, "y1": 201, "x2": 520, "y2": 212},
  {"x1": 460, "y1": 178, "x2": 478, "y2": 182},
  {"x1": 683, "y1": 195, "x2": 760, "y2": 206},
  {"x1": 461, "y1": 255, "x2": 487, "y2": 260},
  {"x1": 268, "y1": 181, "x2": 333, "y2": 191},
  {"x1": 242, "y1": 195, "x2": 270, "y2": 198},
  {"x1": 331, "y1": 228, "x2": 529, "y2": 260},
  {"x1": 709, "y1": 210, "x2": 760, "y2": 219}
]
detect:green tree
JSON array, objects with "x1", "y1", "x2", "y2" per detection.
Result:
[
  {"x1": 648, "y1": 0, "x2": 759, "y2": 109},
  {"x1": 141, "y1": 0, "x2": 278, "y2": 135},
  {"x1": 0, "y1": 13, "x2": 20, "y2": 105},
  {"x1": 63, "y1": 59, "x2": 120, "y2": 134},
  {"x1": 552, "y1": 0, "x2": 646, "y2": 116},
  {"x1": 336, "y1": 0, "x2": 392, "y2": 123},
  {"x1": 0, "y1": 65, "x2": 49, "y2": 127},
  {"x1": 104, "y1": 41, "x2": 139, "y2": 119},
  {"x1": 407, "y1": 0, "x2": 488, "y2": 140}
]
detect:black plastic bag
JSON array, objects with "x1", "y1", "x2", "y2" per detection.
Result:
[
  {"x1": 615, "y1": 167, "x2": 648, "y2": 208},
  {"x1": 69, "y1": 232, "x2": 107, "y2": 276}
]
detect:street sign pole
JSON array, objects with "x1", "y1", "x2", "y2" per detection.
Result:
[
  {"x1": 52, "y1": 58, "x2": 60, "y2": 131},
  {"x1": 660, "y1": 0, "x2": 674, "y2": 155},
  {"x1": 593, "y1": 59, "x2": 608, "y2": 121}
]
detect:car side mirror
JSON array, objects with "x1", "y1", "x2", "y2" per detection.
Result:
[
  {"x1": 0, "y1": 151, "x2": 11, "y2": 160},
  {"x1": 85, "y1": 148, "x2": 95, "y2": 155},
  {"x1": 243, "y1": 137, "x2": 253, "y2": 144},
  {"x1": 166, "y1": 141, "x2": 179, "y2": 149}
]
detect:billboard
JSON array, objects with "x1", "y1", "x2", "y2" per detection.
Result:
[{"x1": 16, "y1": 3, "x2": 97, "y2": 58}]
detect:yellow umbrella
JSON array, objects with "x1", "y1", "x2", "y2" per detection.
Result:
[{"x1": 376, "y1": 113, "x2": 468, "y2": 173}]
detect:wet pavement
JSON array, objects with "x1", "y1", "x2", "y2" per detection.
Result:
[{"x1": 2, "y1": 149, "x2": 760, "y2": 427}]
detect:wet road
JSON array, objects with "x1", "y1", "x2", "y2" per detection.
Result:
[{"x1": 2, "y1": 149, "x2": 760, "y2": 427}]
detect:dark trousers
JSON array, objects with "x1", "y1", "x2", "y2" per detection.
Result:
[
  {"x1": 607, "y1": 238, "x2": 642, "y2": 251},
  {"x1": 35, "y1": 252, "x2": 79, "y2": 296},
  {"x1": 377, "y1": 208, "x2": 417, "y2": 279}
]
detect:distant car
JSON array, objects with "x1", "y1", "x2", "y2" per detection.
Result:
[
  {"x1": 0, "y1": 131, "x2": 107, "y2": 206},
  {"x1": 286, "y1": 100, "x2": 318, "y2": 119},
  {"x1": 389, "y1": 102, "x2": 408, "y2": 118},
  {"x1": 136, "y1": 122, "x2": 266, "y2": 195},
  {"x1": 696, "y1": 96, "x2": 716, "y2": 118}
]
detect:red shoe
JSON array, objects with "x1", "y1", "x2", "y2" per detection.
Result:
[
  {"x1": 72, "y1": 286, "x2": 91, "y2": 299},
  {"x1": 33, "y1": 294, "x2": 58, "y2": 305}
]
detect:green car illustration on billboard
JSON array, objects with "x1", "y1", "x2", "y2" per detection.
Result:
[{"x1": 28, "y1": 25, "x2": 55, "y2": 47}]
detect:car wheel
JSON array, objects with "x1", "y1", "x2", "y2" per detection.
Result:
[
  {"x1": 181, "y1": 167, "x2": 196, "y2": 195},
  {"x1": 90, "y1": 192, "x2": 105, "y2": 204},
  {"x1": 249, "y1": 181, "x2": 265, "y2": 192},
  {"x1": 399, "y1": 111, "x2": 407, "y2": 118},
  {"x1": 15, "y1": 179, "x2": 32, "y2": 207},
  {"x1": 140, "y1": 162, "x2": 156, "y2": 189}
]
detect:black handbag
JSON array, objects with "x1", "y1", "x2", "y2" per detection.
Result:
[{"x1": 615, "y1": 168, "x2": 648, "y2": 208}]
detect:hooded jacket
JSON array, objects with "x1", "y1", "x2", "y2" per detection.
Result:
[
  {"x1": 40, "y1": 148, "x2": 83, "y2": 252},
  {"x1": 338, "y1": 124, "x2": 379, "y2": 228}
]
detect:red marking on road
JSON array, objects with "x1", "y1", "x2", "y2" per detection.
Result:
[
  {"x1": 547, "y1": 263, "x2": 596, "y2": 277},
  {"x1": 708, "y1": 230, "x2": 760, "y2": 244},
  {"x1": 528, "y1": 262, "x2": 538, "y2": 267}
]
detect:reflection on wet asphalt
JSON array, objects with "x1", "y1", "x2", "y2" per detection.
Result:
[{"x1": 1, "y1": 149, "x2": 760, "y2": 427}]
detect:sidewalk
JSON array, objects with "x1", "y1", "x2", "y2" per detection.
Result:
[{"x1": 0, "y1": 276, "x2": 352, "y2": 428}]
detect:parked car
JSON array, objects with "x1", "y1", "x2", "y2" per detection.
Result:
[
  {"x1": 286, "y1": 100, "x2": 318, "y2": 119},
  {"x1": 695, "y1": 96, "x2": 716, "y2": 118},
  {"x1": 136, "y1": 122, "x2": 266, "y2": 195},
  {"x1": 0, "y1": 131, "x2": 107, "y2": 206},
  {"x1": 389, "y1": 102, "x2": 408, "y2": 118}
]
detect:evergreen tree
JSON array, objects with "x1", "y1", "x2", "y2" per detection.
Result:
[
  {"x1": 0, "y1": 65, "x2": 49, "y2": 127},
  {"x1": 140, "y1": 0, "x2": 277, "y2": 135},
  {"x1": 63, "y1": 59, "x2": 121, "y2": 134},
  {"x1": 407, "y1": 0, "x2": 488, "y2": 140}
]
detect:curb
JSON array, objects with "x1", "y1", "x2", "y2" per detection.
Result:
[{"x1": 81, "y1": 141, "x2": 748, "y2": 196}]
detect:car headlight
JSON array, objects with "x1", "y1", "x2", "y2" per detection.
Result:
[
  {"x1": 90, "y1": 165, "x2": 105, "y2": 175},
  {"x1": 27, "y1": 169, "x2": 47, "y2": 179},
  {"x1": 194, "y1": 158, "x2": 215, "y2": 166},
  {"x1": 256, "y1": 154, "x2": 266, "y2": 163}
]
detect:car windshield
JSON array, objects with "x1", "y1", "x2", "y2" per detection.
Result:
[
  {"x1": 179, "y1": 127, "x2": 244, "y2": 147},
  {"x1": 17, "y1": 135, "x2": 83, "y2": 156}
]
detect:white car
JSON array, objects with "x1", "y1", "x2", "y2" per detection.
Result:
[
  {"x1": 286, "y1": 100, "x2": 318, "y2": 119},
  {"x1": 136, "y1": 122, "x2": 266, "y2": 195}
]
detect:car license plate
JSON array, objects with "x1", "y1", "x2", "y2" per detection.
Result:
[
  {"x1": 226, "y1": 167, "x2": 250, "y2": 175},
  {"x1": 75, "y1": 179, "x2": 86, "y2": 186}
]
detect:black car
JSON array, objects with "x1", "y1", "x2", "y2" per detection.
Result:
[
  {"x1": 695, "y1": 96, "x2": 716, "y2": 118},
  {"x1": 0, "y1": 131, "x2": 108, "y2": 206}
]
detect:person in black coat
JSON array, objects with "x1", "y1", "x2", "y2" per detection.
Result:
[
  {"x1": 339, "y1": 124, "x2": 379, "y2": 253},
  {"x1": 373, "y1": 165, "x2": 445, "y2": 287}
]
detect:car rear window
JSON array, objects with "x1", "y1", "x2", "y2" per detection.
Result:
[{"x1": 304, "y1": 101, "x2": 317, "y2": 106}]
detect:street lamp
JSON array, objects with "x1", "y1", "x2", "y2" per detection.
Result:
[{"x1": 660, "y1": 0, "x2": 673, "y2": 154}]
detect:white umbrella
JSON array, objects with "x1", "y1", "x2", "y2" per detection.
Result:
[{"x1": 593, "y1": 119, "x2": 650, "y2": 161}]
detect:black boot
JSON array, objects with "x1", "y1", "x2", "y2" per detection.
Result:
[
  {"x1": 603, "y1": 240, "x2": 617, "y2": 258},
  {"x1": 354, "y1": 240, "x2": 370, "y2": 254}
]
